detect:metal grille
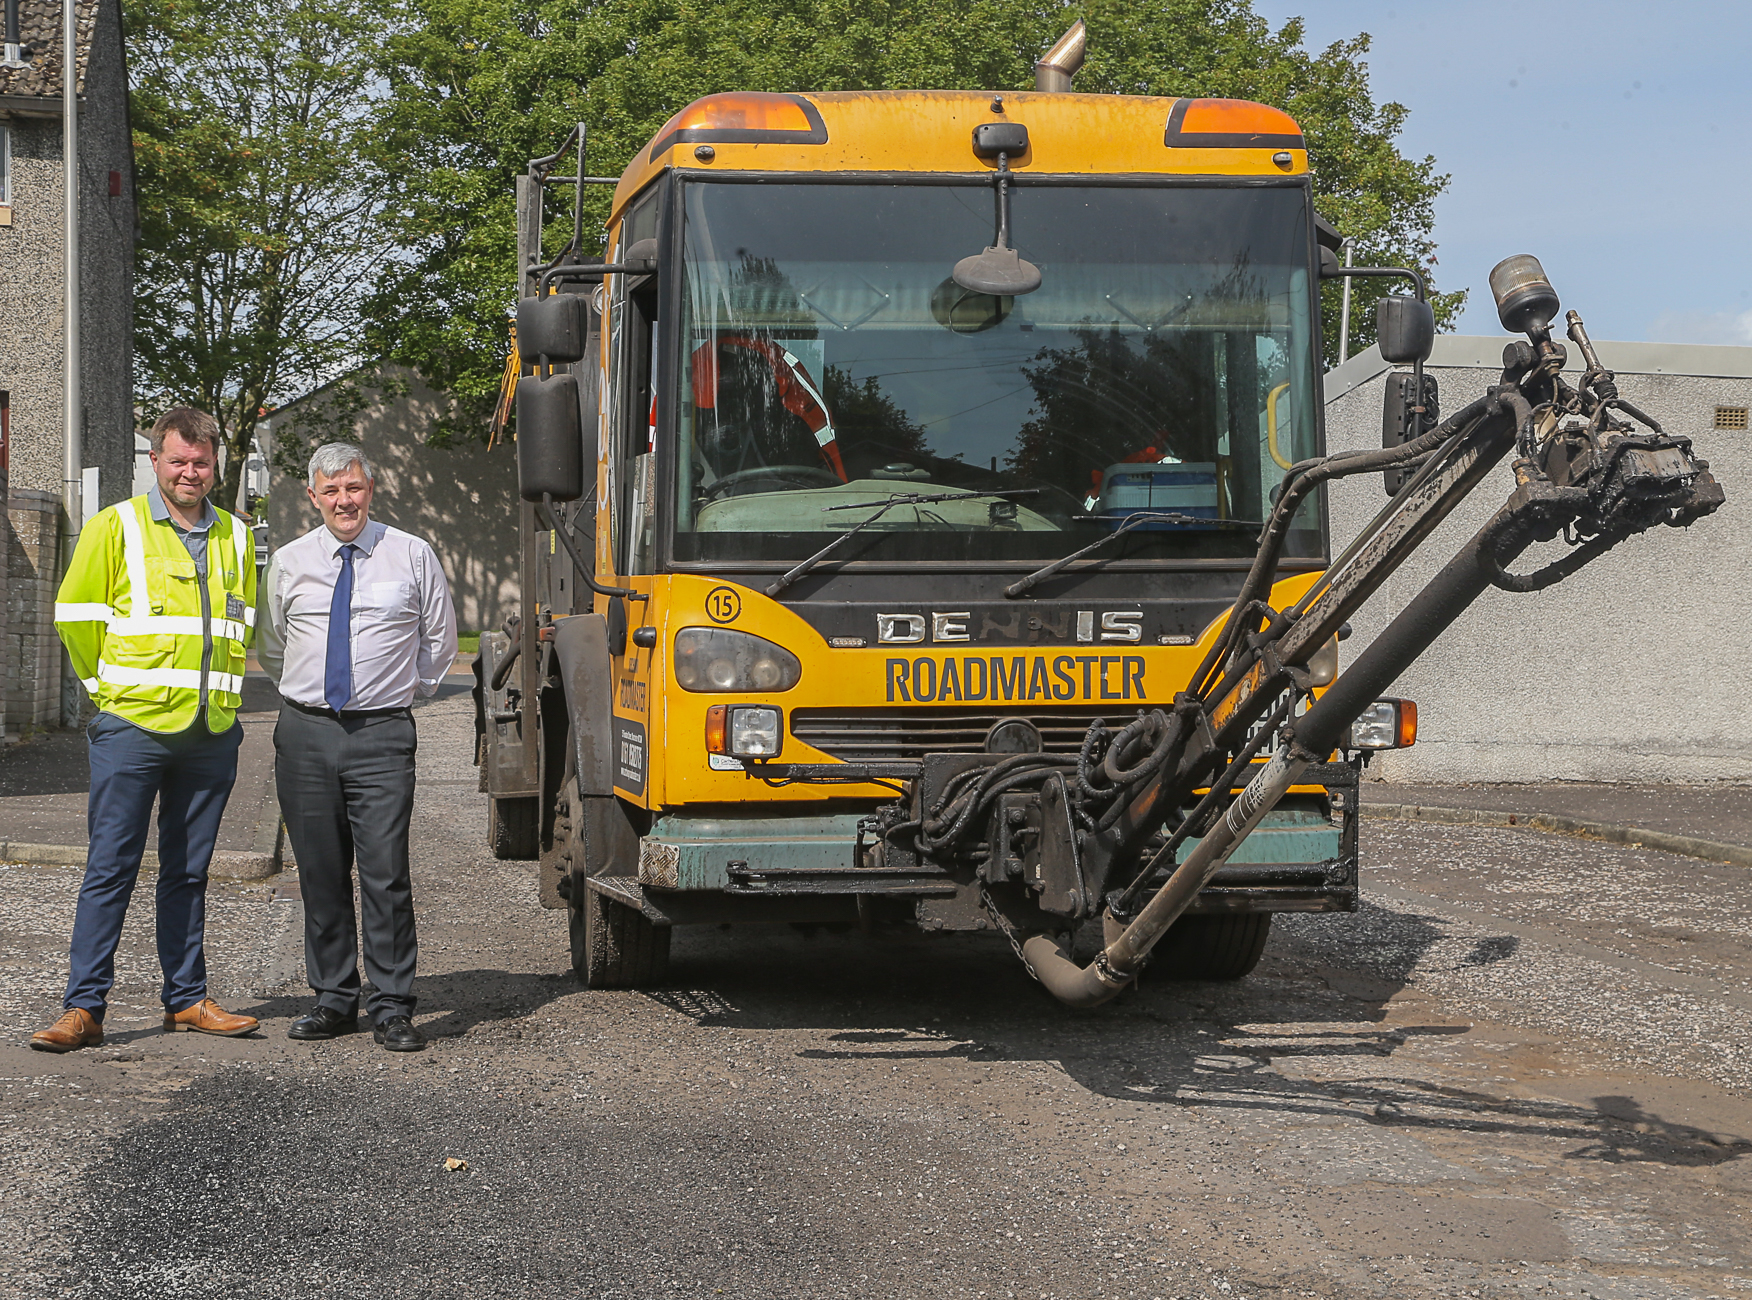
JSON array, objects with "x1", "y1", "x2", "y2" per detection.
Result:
[
  {"x1": 1714, "y1": 405, "x2": 1749, "y2": 430},
  {"x1": 790, "y1": 706, "x2": 1125, "y2": 761}
]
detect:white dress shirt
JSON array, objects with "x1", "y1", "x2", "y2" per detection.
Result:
[{"x1": 257, "y1": 518, "x2": 458, "y2": 711}]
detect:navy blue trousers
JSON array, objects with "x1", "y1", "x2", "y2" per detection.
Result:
[{"x1": 64, "y1": 712, "x2": 243, "y2": 1020}]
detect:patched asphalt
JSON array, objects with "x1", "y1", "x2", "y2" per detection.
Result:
[{"x1": 4, "y1": 693, "x2": 1751, "y2": 1300}]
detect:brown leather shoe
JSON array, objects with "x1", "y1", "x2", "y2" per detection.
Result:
[
  {"x1": 31, "y1": 1008, "x2": 104, "y2": 1053},
  {"x1": 163, "y1": 998, "x2": 259, "y2": 1037}
]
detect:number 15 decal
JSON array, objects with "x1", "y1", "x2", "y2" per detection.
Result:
[{"x1": 706, "y1": 587, "x2": 742, "y2": 624}]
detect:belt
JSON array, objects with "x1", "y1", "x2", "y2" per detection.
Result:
[{"x1": 284, "y1": 697, "x2": 412, "y2": 720}]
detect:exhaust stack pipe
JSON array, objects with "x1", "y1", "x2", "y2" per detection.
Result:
[
  {"x1": 1034, "y1": 20, "x2": 1086, "y2": 93},
  {"x1": 3, "y1": 0, "x2": 30, "y2": 70}
]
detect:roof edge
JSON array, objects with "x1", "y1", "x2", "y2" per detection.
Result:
[{"x1": 1325, "y1": 334, "x2": 1752, "y2": 404}]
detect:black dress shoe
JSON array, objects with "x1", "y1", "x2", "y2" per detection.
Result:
[
  {"x1": 288, "y1": 1006, "x2": 360, "y2": 1040},
  {"x1": 373, "y1": 1015, "x2": 426, "y2": 1052}
]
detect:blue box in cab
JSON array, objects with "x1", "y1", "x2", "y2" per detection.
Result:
[{"x1": 1096, "y1": 461, "x2": 1219, "y2": 526}]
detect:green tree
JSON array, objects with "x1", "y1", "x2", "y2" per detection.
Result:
[
  {"x1": 369, "y1": 0, "x2": 1457, "y2": 427},
  {"x1": 128, "y1": 0, "x2": 400, "y2": 504}
]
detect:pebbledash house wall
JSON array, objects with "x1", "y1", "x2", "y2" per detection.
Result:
[
  {"x1": 0, "y1": 0, "x2": 137, "y2": 737},
  {"x1": 1323, "y1": 335, "x2": 1751, "y2": 785}
]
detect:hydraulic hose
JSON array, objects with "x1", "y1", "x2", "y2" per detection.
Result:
[
  {"x1": 1024, "y1": 484, "x2": 1555, "y2": 1010},
  {"x1": 1189, "y1": 393, "x2": 1495, "y2": 700},
  {"x1": 490, "y1": 640, "x2": 521, "y2": 691}
]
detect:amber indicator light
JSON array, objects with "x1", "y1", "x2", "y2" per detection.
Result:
[{"x1": 649, "y1": 93, "x2": 828, "y2": 162}]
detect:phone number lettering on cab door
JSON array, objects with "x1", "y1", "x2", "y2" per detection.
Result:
[{"x1": 884, "y1": 655, "x2": 1146, "y2": 703}]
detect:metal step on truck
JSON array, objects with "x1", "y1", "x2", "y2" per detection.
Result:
[{"x1": 474, "y1": 23, "x2": 1723, "y2": 1003}]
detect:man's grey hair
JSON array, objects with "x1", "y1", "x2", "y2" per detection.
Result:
[{"x1": 307, "y1": 442, "x2": 377, "y2": 488}]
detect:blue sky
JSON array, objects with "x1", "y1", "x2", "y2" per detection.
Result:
[{"x1": 1249, "y1": 1, "x2": 1752, "y2": 346}]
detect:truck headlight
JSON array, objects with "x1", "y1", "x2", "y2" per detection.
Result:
[
  {"x1": 1305, "y1": 635, "x2": 1339, "y2": 687},
  {"x1": 1346, "y1": 698, "x2": 1417, "y2": 750},
  {"x1": 674, "y1": 628, "x2": 801, "y2": 692},
  {"x1": 705, "y1": 704, "x2": 783, "y2": 759}
]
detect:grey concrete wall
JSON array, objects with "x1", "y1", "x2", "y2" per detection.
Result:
[
  {"x1": 264, "y1": 369, "x2": 521, "y2": 633},
  {"x1": 1323, "y1": 336, "x2": 1750, "y2": 784},
  {"x1": 0, "y1": 0, "x2": 136, "y2": 512}
]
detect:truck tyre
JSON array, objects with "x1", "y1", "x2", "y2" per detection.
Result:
[
  {"x1": 488, "y1": 796, "x2": 540, "y2": 860},
  {"x1": 553, "y1": 776, "x2": 670, "y2": 987},
  {"x1": 1152, "y1": 913, "x2": 1272, "y2": 981},
  {"x1": 572, "y1": 887, "x2": 671, "y2": 989}
]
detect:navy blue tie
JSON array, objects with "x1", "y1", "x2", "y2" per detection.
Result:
[{"x1": 324, "y1": 543, "x2": 357, "y2": 711}]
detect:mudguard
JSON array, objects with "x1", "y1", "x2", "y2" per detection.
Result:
[
  {"x1": 553, "y1": 611, "x2": 642, "y2": 879},
  {"x1": 478, "y1": 630, "x2": 537, "y2": 798},
  {"x1": 552, "y1": 613, "x2": 615, "y2": 797}
]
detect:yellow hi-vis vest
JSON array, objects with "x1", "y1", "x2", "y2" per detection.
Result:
[{"x1": 54, "y1": 494, "x2": 257, "y2": 733}]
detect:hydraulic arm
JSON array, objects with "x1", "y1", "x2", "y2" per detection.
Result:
[{"x1": 864, "y1": 263, "x2": 1724, "y2": 1007}]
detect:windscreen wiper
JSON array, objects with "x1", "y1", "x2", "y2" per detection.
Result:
[
  {"x1": 1004, "y1": 512, "x2": 1263, "y2": 599},
  {"x1": 766, "y1": 489, "x2": 1041, "y2": 598}
]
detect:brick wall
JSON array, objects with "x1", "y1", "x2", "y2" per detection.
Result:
[{"x1": 5, "y1": 488, "x2": 65, "y2": 735}]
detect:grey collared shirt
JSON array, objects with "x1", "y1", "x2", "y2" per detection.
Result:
[
  {"x1": 147, "y1": 485, "x2": 218, "y2": 576},
  {"x1": 256, "y1": 518, "x2": 458, "y2": 711}
]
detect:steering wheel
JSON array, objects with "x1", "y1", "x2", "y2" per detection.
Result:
[{"x1": 700, "y1": 465, "x2": 843, "y2": 501}]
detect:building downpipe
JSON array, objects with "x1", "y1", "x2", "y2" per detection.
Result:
[{"x1": 63, "y1": 0, "x2": 80, "y2": 528}]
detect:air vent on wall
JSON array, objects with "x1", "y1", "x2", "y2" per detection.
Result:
[{"x1": 1714, "y1": 406, "x2": 1749, "y2": 430}]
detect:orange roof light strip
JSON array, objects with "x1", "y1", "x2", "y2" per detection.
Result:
[
  {"x1": 648, "y1": 93, "x2": 829, "y2": 162},
  {"x1": 1165, "y1": 98, "x2": 1304, "y2": 149}
]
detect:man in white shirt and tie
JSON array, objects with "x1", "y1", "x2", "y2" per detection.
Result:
[{"x1": 257, "y1": 442, "x2": 457, "y2": 1051}]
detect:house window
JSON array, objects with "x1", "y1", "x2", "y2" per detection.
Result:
[{"x1": 0, "y1": 123, "x2": 10, "y2": 206}]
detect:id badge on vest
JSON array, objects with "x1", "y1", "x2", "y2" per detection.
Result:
[{"x1": 226, "y1": 593, "x2": 245, "y2": 622}]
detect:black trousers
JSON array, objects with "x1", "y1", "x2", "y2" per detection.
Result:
[{"x1": 274, "y1": 702, "x2": 419, "y2": 1022}]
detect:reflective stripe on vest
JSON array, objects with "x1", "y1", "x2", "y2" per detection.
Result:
[
  {"x1": 114, "y1": 500, "x2": 153, "y2": 618},
  {"x1": 55, "y1": 602, "x2": 113, "y2": 623},
  {"x1": 56, "y1": 603, "x2": 248, "y2": 643},
  {"x1": 105, "y1": 615, "x2": 249, "y2": 641},
  {"x1": 96, "y1": 661, "x2": 246, "y2": 695}
]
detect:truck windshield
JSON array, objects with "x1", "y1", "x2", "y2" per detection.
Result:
[{"x1": 673, "y1": 180, "x2": 1322, "y2": 566}]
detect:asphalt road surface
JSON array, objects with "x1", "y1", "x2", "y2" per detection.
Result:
[{"x1": 3, "y1": 694, "x2": 1748, "y2": 1300}]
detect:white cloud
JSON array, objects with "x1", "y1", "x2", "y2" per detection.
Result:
[{"x1": 1645, "y1": 309, "x2": 1752, "y2": 347}]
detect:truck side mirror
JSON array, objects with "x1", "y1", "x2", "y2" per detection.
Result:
[
  {"x1": 517, "y1": 292, "x2": 590, "y2": 364},
  {"x1": 1381, "y1": 371, "x2": 1439, "y2": 496},
  {"x1": 622, "y1": 237, "x2": 658, "y2": 277},
  {"x1": 517, "y1": 373, "x2": 585, "y2": 502},
  {"x1": 1376, "y1": 296, "x2": 1434, "y2": 364}
]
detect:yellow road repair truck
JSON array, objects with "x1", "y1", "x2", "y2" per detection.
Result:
[{"x1": 475, "y1": 26, "x2": 1722, "y2": 1001}]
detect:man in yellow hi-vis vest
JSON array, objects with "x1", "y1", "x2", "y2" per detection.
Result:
[{"x1": 30, "y1": 408, "x2": 262, "y2": 1052}]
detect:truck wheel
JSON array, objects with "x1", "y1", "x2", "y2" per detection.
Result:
[
  {"x1": 571, "y1": 886, "x2": 671, "y2": 989},
  {"x1": 552, "y1": 776, "x2": 669, "y2": 988},
  {"x1": 1152, "y1": 913, "x2": 1272, "y2": 981},
  {"x1": 488, "y1": 796, "x2": 539, "y2": 860}
]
